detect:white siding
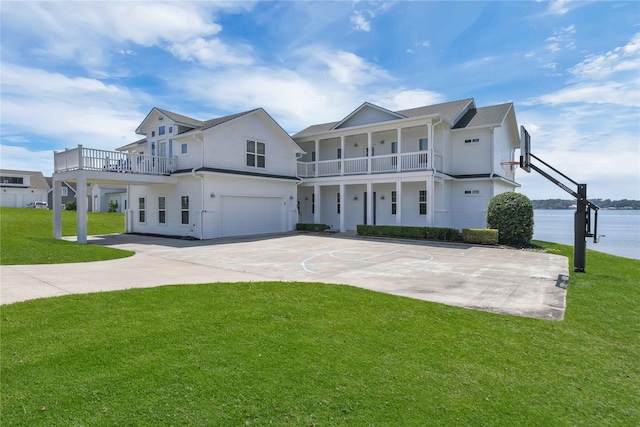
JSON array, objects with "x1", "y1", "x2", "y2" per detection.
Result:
[
  {"x1": 400, "y1": 181, "x2": 428, "y2": 227},
  {"x1": 450, "y1": 129, "x2": 492, "y2": 175},
  {"x1": 450, "y1": 181, "x2": 493, "y2": 229}
]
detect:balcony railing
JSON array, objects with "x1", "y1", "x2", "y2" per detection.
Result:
[
  {"x1": 54, "y1": 145, "x2": 176, "y2": 176},
  {"x1": 297, "y1": 151, "x2": 431, "y2": 178}
]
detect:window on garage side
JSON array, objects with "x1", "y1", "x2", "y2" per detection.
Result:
[
  {"x1": 246, "y1": 140, "x2": 266, "y2": 168},
  {"x1": 419, "y1": 190, "x2": 427, "y2": 215},
  {"x1": 158, "y1": 196, "x2": 166, "y2": 224},
  {"x1": 139, "y1": 197, "x2": 146, "y2": 223},
  {"x1": 181, "y1": 196, "x2": 189, "y2": 225}
]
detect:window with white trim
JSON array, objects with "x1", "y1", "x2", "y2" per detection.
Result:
[
  {"x1": 419, "y1": 138, "x2": 428, "y2": 151},
  {"x1": 158, "y1": 126, "x2": 165, "y2": 136},
  {"x1": 61, "y1": 187, "x2": 68, "y2": 197},
  {"x1": 181, "y1": 143, "x2": 188, "y2": 154},
  {"x1": 464, "y1": 189, "x2": 481, "y2": 196},
  {"x1": 391, "y1": 191, "x2": 397, "y2": 215},
  {"x1": 419, "y1": 190, "x2": 427, "y2": 215},
  {"x1": 139, "y1": 197, "x2": 146, "y2": 223},
  {"x1": 158, "y1": 196, "x2": 166, "y2": 224},
  {"x1": 246, "y1": 140, "x2": 265, "y2": 168},
  {"x1": 464, "y1": 138, "x2": 480, "y2": 144},
  {"x1": 181, "y1": 196, "x2": 189, "y2": 225}
]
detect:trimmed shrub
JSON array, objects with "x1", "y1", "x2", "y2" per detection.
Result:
[
  {"x1": 486, "y1": 192, "x2": 534, "y2": 246},
  {"x1": 462, "y1": 228, "x2": 499, "y2": 245},
  {"x1": 296, "y1": 223, "x2": 328, "y2": 232},
  {"x1": 65, "y1": 201, "x2": 77, "y2": 211},
  {"x1": 357, "y1": 225, "x2": 462, "y2": 242}
]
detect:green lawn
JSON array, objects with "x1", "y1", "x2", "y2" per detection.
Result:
[
  {"x1": 0, "y1": 207, "x2": 133, "y2": 265},
  {"x1": 1, "y1": 243, "x2": 638, "y2": 425}
]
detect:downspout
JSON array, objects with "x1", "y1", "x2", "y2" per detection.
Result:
[
  {"x1": 490, "y1": 127, "x2": 496, "y2": 194},
  {"x1": 430, "y1": 118, "x2": 442, "y2": 227}
]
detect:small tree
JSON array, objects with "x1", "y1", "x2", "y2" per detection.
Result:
[
  {"x1": 65, "y1": 200, "x2": 77, "y2": 211},
  {"x1": 108, "y1": 200, "x2": 119, "y2": 213},
  {"x1": 486, "y1": 192, "x2": 534, "y2": 246}
]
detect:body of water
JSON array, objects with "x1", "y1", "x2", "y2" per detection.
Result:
[{"x1": 533, "y1": 209, "x2": 640, "y2": 260}]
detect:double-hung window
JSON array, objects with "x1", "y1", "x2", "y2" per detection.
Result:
[
  {"x1": 419, "y1": 190, "x2": 427, "y2": 215},
  {"x1": 158, "y1": 126, "x2": 165, "y2": 136},
  {"x1": 391, "y1": 191, "x2": 397, "y2": 215},
  {"x1": 139, "y1": 197, "x2": 146, "y2": 223},
  {"x1": 246, "y1": 140, "x2": 265, "y2": 168},
  {"x1": 181, "y1": 196, "x2": 189, "y2": 225},
  {"x1": 158, "y1": 196, "x2": 166, "y2": 224}
]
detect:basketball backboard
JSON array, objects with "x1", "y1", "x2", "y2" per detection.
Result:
[{"x1": 520, "y1": 126, "x2": 531, "y2": 173}]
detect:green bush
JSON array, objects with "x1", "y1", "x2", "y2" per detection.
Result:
[
  {"x1": 357, "y1": 225, "x2": 462, "y2": 242},
  {"x1": 296, "y1": 223, "x2": 328, "y2": 232},
  {"x1": 462, "y1": 228, "x2": 499, "y2": 245},
  {"x1": 486, "y1": 192, "x2": 534, "y2": 246},
  {"x1": 65, "y1": 200, "x2": 77, "y2": 211}
]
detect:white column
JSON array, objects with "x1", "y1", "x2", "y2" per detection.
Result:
[
  {"x1": 313, "y1": 183, "x2": 321, "y2": 224},
  {"x1": 366, "y1": 180, "x2": 373, "y2": 225},
  {"x1": 76, "y1": 174, "x2": 87, "y2": 243},
  {"x1": 367, "y1": 132, "x2": 372, "y2": 174},
  {"x1": 339, "y1": 182, "x2": 345, "y2": 232},
  {"x1": 340, "y1": 135, "x2": 345, "y2": 176},
  {"x1": 427, "y1": 177, "x2": 435, "y2": 227},
  {"x1": 396, "y1": 179, "x2": 402, "y2": 226},
  {"x1": 396, "y1": 128, "x2": 402, "y2": 172},
  {"x1": 53, "y1": 179, "x2": 62, "y2": 239}
]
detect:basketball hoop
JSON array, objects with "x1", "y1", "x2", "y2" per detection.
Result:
[{"x1": 500, "y1": 161, "x2": 519, "y2": 178}]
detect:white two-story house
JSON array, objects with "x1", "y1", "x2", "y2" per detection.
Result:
[
  {"x1": 294, "y1": 98, "x2": 520, "y2": 231},
  {"x1": 51, "y1": 98, "x2": 520, "y2": 243}
]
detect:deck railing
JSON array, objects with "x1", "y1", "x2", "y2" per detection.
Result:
[
  {"x1": 297, "y1": 151, "x2": 431, "y2": 178},
  {"x1": 54, "y1": 145, "x2": 177, "y2": 175}
]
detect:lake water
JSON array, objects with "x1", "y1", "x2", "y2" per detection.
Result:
[{"x1": 533, "y1": 210, "x2": 640, "y2": 260}]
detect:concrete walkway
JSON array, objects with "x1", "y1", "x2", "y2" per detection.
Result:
[{"x1": 0, "y1": 233, "x2": 569, "y2": 320}]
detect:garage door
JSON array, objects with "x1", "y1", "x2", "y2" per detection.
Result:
[
  {"x1": 1, "y1": 194, "x2": 17, "y2": 207},
  {"x1": 220, "y1": 196, "x2": 283, "y2": 237}
]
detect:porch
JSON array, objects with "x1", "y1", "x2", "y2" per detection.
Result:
[{"x1": 297, "y1": 151, "x2": 436, "y2": 178}]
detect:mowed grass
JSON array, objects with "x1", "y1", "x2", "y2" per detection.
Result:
[
  {"x1": 0, "y1": 207, "x2": 133, "y2": 265},
  {"x1": 1, "y1": 243, "x2": 638, "y2": 425}
]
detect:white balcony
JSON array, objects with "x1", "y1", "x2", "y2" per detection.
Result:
[
  {"x1": 54, "y1": 145, "x2": 176, "y2": 176},
  {"x1": 297, "y1": 151, "x2": 431, "y2": 178}
]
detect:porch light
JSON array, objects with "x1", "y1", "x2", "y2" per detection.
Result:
[
  {"x1": 353, "y1": 195, "x2": 358, "y2": 201},
  {"x1": 304, "y1": 196, "x2": 308, "y2": 200},
  {"x1": 354, "y1": 143, "x2": 358, "y2": 147},
  {"x1": 380, "y1": 194, "x2": 385, "y2": 200},
  {"x1": 290, "y1": 196, "x2": 294, "y2": 200},
  {"x1": 210, "y1": 193, "x2": 216, "y2": 198},
  {"x1": 380, "y1": 140, "x2": 384, "y2": 144}
]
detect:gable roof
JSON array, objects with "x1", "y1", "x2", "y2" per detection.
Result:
[
  {"x1": 199, "y1": 109, "x2": 260, "y2": 131},
  {"x1": 155, "y1": 108, "x2": 204, "y2": 128},
  {"x1": 45, "y1": 178, "x2": 77, "y2": 194},
  {"x1": 451, "y1": 103, "x2": 513, "y2": 130},
  {"x1": 331, "y1": 102, "x2": 406, "y2": 130},
  {"x1": 0, "y1": 169, "x2": 49, "y2": 190},
  {"x1": 293, "y1": 98, "x2": 476, "y2": 139}
]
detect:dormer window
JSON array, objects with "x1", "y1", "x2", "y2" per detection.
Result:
[{"x1": 246, "y1": 140, "x2": 265, "y2": 168}]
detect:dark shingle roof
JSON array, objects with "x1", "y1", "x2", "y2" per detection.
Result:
[
  {"x1": 0, "y1": 169, "x2": 49, "y2": 190},
  {"x1": 199, "y1": 109, "x2": 260, "y2": 131},
  {"x1": 156, "y1": 108, "x2": 204, "y2": 127},
  {"x1": 451, "y1": 103, "x2": 513, "y2": 129},
  {"x1": 293, "y1": 98, "x2": 476, "y2": 139}
]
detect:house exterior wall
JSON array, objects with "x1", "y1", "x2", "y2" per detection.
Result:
[
  {"x1": 450, "y1": 129, "x2": 493, "y2": 175},
  {"x1": 1, "y1": 187, "x2": 48, "y2": 208}
]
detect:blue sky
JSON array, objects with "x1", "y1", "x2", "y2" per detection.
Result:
[{"x1": 1, "y1": 0, "x2": 638, "y2": 200}]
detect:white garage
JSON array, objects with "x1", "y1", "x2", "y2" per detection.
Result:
[{"x1": 219, "y1": 196, "x2": 285, "y2": 237}]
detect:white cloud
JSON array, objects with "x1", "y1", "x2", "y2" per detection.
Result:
[
  {"x1": 351, "y1": 12, "x2": 371, "y2": 32},
  {"x1": 0, "y1": 145, "x2": 54, "y2": 177},
  {"x1": 1, "y1": 63, "x2": 144, "y2": 174},
  {"x1": 373, "y1": 90, "x2": 446, "y2": 112},
  {"x1": 546, "y1": 0, "x2": 571, "y2": 16},
  {"x1": 1, "y1": 2, "x2": 244, "y2": 71},
  {"x1": 167, "y1": 37, "x2": 254, "y2": 68},
  {"x1": 535, "y1": 81, "x2": 639, "y2": 107},
  {"x1": 570, "y1": 33, "x2": 640, "y2": 80},
  {"x1": 545, "y1": 25, "x2": 576, "y2": 53}
]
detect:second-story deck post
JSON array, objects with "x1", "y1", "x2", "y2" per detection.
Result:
[
  {"x1": 340, "y1": 136, "x2": 345, "y2": 176},
  {"x1": 396, "y1": 128, "x2": 402, "y2": 172},
  {"x1": 77, "y1": 144, "x2": 84, "y2": 170}
]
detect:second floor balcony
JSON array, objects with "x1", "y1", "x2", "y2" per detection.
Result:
[
  {"x1": 54, "y1": 145, "x2": 176, "y2": 176},
  {"x1": 297, "y1": 151, "x2": 440, "y2": 178}
]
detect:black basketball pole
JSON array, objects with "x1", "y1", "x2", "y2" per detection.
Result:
[{"x1": 574, "y1": 184, "x2": 588, "y2": 272}]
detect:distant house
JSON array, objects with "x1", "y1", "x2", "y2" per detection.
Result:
[
  {"x1": 1, "y1": 169, "x2": 49, "y2": 208},
  {"x1": 52, "y1": 98, "x2": 521, "y2": 243},
  {"x1": 88, "y1": 183, "x2": 127, "y2": 212},
  {"x1": 45, "y1": 178, "x2": 76, "y2": 210}
]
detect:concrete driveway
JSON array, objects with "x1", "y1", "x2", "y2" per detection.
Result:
[{"x1": 0, "y1": 233, "x2": 569, "y2": 320}]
